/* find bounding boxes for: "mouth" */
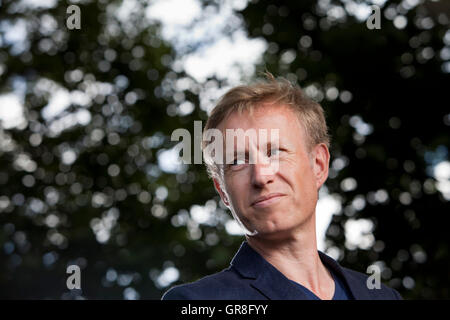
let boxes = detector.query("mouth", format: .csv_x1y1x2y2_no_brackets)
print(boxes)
251,193,286,208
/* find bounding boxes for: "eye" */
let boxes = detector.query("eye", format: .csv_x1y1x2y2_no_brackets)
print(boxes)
232,158,246,165
268,148,281,157
228,154,248,168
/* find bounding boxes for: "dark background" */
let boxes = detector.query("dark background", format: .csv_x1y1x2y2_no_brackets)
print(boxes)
0,0,448,299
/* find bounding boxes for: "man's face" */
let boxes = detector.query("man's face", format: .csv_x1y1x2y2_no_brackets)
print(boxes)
213,104,330,239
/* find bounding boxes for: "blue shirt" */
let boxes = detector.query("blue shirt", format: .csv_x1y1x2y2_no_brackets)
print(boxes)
289,267,354,300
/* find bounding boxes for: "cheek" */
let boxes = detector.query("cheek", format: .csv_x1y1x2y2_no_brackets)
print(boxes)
225,174,248,205
282,161,316,195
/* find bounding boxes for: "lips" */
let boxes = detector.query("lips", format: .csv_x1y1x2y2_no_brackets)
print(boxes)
251,193,286,207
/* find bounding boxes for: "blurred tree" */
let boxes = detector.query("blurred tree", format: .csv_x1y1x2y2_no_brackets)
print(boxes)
0,0,242,299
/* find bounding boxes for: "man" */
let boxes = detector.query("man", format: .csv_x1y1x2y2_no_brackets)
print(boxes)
162,73,403,300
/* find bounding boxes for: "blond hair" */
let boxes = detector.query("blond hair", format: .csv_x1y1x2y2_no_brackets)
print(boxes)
203,72,331,180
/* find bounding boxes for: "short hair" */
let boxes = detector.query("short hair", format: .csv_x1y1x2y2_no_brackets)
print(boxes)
202,72,331,181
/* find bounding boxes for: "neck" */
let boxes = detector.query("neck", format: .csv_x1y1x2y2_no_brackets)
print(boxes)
246,214,335,300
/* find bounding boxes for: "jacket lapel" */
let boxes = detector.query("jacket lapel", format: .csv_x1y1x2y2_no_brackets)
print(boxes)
318,251,373,300
230,241,310,300
230,241,374,300
250,266,311,300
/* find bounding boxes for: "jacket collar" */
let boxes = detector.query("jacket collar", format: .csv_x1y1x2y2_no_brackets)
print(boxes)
230,241,371,300
316,249,372,300
229,241,309,299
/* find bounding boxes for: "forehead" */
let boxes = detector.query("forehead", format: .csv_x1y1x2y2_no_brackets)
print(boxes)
216,104,305,142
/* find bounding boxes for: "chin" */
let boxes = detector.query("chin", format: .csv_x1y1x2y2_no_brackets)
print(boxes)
249,219,295,237
249,227,297,242
251,213,310,239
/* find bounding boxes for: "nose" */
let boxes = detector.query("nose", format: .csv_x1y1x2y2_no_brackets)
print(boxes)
250,158,275,188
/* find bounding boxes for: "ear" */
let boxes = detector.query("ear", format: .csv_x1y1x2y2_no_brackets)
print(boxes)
312,143,330,190
213,178,230,207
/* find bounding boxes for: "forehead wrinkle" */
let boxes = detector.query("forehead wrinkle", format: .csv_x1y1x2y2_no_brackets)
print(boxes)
218,103,308,151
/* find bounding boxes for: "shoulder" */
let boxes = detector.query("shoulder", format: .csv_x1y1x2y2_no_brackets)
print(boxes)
161,267,253,300
340,266,403,300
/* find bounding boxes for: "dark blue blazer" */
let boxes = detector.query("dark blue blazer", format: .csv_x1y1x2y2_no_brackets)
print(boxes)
162,241,403,300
